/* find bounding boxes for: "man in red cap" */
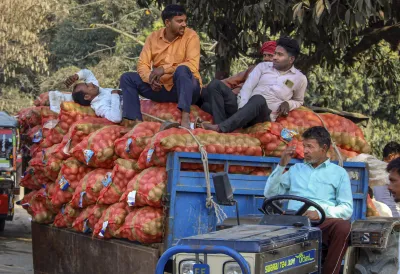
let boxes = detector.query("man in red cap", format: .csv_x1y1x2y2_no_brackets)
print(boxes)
261,41,277,62
199,41,276,114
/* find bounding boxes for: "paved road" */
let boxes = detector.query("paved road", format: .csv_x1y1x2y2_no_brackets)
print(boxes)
0,206,33,274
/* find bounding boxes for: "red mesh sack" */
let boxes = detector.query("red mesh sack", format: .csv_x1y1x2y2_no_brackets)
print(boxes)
27,125,42,143
117,207,164,244
97,159,142,205
87,204,109,230
70,168,112,209
58,101,97,132
120,167,167,208
140,101,213,124
71,125,125,168
40,107,58,125
50,158,93,207
54,117,115,160
20,167,52,190
34,92,50,106
72,205,96,233
27,188,58,223
114,122,161,159
17,107,43,130
53,204,82,228
276,107,370,154
40,123,66,148
138,128,262,169
93,202,129,239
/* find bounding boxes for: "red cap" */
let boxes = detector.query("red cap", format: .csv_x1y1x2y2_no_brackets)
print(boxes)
260,41,277,54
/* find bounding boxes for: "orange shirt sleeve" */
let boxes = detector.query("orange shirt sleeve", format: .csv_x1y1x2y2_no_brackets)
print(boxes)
162,34,201,76
137,35,153,84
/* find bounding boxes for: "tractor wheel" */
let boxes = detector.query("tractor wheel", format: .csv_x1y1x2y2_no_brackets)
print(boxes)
353,231,399,274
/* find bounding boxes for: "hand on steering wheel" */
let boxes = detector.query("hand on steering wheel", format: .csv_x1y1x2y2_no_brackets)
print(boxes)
261,195,326,226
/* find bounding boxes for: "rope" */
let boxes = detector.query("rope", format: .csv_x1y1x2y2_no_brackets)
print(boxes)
313,112,344,167
142,112,227,221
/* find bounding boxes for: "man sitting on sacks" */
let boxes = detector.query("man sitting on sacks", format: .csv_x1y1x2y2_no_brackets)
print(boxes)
119,4,202,129
264,126,353,274
198,40,277,114
196,37,307,133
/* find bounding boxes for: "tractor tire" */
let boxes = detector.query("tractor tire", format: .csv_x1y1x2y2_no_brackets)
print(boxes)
354,231,399,274
0,219,5,231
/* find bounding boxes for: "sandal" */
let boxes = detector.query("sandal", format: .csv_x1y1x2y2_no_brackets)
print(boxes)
195,117,212,129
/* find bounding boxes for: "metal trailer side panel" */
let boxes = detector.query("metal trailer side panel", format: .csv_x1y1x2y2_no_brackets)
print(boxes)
32,222,160,274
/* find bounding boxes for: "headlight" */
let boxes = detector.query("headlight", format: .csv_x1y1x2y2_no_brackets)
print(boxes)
179,259,203,274
224,261,243,274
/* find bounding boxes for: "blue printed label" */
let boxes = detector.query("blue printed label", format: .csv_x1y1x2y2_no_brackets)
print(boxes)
32,129,42,143
83,149,94,164
79,191,86,208
83,219,91,233
264,249,316,274
146,148,154,163
59,176,70,191
102,172,112,187
125,138,132,152
281,128,298,142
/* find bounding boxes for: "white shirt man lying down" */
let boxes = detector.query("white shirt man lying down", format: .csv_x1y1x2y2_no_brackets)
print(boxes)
49,69,122,123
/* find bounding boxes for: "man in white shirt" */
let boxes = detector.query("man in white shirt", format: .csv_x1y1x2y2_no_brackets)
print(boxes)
64,69,122,123
198,37,307,133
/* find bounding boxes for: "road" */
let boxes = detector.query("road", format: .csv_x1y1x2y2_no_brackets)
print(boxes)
0,205,33,274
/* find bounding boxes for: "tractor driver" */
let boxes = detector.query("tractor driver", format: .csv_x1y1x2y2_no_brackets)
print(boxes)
264,126,353,274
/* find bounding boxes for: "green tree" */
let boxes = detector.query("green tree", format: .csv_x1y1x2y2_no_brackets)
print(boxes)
145,0,399,77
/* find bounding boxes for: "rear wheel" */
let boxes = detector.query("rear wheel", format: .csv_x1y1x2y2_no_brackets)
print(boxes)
353,231,399,274
0,219,5,231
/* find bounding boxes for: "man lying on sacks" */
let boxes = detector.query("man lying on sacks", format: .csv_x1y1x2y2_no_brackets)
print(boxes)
196,37,307,133
48,69,123,123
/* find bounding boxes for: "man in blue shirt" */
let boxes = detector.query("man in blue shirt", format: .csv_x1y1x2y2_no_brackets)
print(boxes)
264,126,353,274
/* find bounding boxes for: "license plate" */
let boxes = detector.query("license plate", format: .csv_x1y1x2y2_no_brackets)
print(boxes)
193,263,210,274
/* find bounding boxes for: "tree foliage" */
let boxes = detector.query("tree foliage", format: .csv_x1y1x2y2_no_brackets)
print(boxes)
0,0,66,80
148,0,399,76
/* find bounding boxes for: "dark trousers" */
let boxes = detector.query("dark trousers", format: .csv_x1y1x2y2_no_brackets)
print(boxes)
198,86,211,114
207,79,271,133
318,218,351,274
120,66,201,121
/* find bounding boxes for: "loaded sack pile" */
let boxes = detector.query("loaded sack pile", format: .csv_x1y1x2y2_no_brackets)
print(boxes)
18,93,371,244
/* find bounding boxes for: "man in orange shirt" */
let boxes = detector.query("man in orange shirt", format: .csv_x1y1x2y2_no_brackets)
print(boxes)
120,5,202,128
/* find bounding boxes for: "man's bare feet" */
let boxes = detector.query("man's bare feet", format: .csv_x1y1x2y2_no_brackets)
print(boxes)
202,123,220,132
120,118,141,128
180,111,191,129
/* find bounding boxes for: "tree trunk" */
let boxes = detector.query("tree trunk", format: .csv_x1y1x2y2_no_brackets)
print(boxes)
214,55,231,80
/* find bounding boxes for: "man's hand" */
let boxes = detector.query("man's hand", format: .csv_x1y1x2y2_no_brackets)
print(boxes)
150,80,162,92
232,87,241,95
302,210,320,221
111,90,121,95
65,74,79,88
279,146,296,167
277,101,290,117
149,67,165,84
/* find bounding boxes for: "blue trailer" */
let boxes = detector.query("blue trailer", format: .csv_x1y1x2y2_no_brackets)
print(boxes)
31,152,399,274
157,152,399,274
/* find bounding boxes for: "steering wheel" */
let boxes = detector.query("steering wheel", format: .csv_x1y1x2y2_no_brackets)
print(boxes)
261,195,326,226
